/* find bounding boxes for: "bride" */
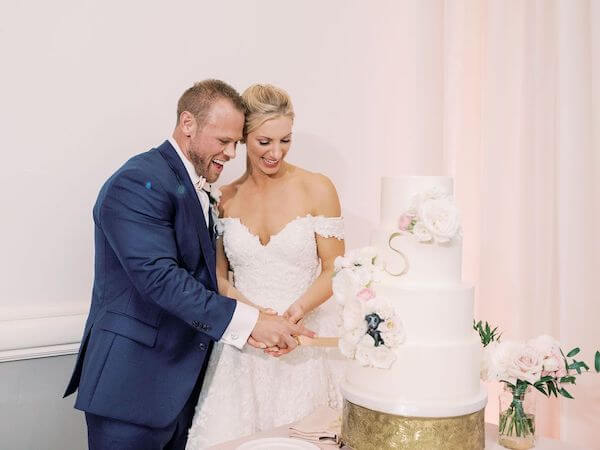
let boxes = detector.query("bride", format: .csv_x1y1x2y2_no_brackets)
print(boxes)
185,84,345,449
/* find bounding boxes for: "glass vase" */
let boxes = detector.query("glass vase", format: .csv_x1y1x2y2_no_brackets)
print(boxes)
498,382,536,450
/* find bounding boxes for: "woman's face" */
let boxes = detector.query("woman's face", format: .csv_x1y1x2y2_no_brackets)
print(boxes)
246,115,293,175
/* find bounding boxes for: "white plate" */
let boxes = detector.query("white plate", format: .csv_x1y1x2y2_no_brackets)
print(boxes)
235,437,320,450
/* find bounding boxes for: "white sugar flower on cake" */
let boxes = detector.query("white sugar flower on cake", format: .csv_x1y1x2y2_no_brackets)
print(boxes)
411,221,433,242
332,269,362,305
355,336,397,369
419,197,460,243
396,187,462,244
341,298,364,330
332,248,383,306
333,252,406,369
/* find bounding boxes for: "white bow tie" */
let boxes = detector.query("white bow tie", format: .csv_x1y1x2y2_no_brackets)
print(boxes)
194,177,209,194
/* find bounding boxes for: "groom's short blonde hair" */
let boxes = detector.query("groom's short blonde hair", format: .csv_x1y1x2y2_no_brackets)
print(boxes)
241,84,295,141
177,79,246,127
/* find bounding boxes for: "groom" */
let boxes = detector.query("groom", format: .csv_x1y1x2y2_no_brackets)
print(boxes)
64,79,314,450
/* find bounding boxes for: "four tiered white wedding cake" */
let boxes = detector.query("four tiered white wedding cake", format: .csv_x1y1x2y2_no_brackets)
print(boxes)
333,176,487,450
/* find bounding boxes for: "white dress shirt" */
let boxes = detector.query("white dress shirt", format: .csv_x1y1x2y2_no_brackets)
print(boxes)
168,137,258,350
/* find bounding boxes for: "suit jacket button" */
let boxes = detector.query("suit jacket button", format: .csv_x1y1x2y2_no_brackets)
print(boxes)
198,343,207,351
192,320,200,328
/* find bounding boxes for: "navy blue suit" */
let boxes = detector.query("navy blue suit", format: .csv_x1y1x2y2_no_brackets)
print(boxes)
64,140,236,448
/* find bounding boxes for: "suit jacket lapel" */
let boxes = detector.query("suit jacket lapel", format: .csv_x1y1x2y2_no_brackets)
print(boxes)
157,140,217,288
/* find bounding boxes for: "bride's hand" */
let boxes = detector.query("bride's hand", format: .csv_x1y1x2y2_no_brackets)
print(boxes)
283,302,304,324
264,339,298,358
264,345,282,357
248,308,278,349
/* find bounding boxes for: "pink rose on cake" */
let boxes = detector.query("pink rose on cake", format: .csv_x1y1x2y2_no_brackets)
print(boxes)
397,213,415,231
356,287,376,302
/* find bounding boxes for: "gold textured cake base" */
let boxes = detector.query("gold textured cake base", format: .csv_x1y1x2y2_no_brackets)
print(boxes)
341,400,485,450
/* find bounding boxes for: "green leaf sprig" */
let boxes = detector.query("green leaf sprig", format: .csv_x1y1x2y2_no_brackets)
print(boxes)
473,320,502,347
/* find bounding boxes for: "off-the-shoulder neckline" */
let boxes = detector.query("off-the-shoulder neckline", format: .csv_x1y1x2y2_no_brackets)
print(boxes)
219,214,342,247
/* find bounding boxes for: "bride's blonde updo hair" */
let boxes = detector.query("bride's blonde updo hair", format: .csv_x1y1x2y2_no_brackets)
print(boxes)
241,84,295,141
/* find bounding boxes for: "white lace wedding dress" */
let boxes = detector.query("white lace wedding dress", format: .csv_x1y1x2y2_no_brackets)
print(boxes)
185,215,345,449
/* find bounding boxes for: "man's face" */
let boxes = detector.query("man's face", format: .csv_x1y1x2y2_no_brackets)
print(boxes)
185,99,244,183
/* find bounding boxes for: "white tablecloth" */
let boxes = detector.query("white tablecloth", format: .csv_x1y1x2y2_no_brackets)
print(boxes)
210,422,587,450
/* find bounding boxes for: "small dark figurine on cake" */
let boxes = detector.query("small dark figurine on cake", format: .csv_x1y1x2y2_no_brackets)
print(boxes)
365,313,385,347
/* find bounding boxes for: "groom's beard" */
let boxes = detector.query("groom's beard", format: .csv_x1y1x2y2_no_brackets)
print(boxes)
189,151,218,183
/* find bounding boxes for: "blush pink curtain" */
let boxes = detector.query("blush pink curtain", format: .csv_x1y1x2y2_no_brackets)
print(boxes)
443,0,600,446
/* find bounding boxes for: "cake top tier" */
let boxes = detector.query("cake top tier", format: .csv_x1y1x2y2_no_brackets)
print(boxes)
380,176,454,227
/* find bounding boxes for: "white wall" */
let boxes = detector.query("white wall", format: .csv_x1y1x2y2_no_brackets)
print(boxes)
0,0,446,359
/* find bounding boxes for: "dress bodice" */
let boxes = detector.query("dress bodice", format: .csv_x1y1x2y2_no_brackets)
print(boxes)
218,214,344,314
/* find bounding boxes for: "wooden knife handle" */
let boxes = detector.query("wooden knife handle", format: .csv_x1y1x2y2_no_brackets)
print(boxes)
296,336,340,347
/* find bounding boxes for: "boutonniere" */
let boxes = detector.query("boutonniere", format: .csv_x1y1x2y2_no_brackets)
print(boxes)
208,186,221,208
208,187,222,234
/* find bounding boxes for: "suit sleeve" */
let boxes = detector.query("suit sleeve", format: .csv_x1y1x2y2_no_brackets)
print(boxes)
98,168,236,341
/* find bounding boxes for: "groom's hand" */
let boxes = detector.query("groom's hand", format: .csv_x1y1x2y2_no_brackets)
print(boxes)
248,311,316,352
247,307,278,349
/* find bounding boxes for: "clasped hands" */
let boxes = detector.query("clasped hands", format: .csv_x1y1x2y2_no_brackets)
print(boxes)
247,303,314,357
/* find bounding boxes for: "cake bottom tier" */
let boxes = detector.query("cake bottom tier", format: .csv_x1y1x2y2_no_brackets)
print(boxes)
341,400,486,450
343,334,486,416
